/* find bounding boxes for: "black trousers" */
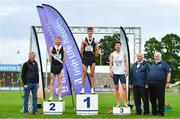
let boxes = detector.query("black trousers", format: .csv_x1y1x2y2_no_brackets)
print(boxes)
133,86,149,114
149,81,166,116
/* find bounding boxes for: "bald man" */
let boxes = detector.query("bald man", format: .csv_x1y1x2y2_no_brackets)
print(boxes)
130,53,149,115
147,52,171,116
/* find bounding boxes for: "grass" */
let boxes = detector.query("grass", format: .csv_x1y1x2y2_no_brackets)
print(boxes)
0,91,180,118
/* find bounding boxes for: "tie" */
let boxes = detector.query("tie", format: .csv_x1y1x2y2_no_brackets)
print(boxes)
137,63,140,69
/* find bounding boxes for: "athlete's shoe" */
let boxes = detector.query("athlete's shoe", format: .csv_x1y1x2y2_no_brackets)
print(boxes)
80,88,84,94
48,96,53,101
91,88,95,94
59,96,63,101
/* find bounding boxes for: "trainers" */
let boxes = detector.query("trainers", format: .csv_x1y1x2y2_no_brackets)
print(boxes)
48,96,53,101
91,89,95,94
59,96,63,101
24,112,29,114
32,112,37,115
80,88,84,94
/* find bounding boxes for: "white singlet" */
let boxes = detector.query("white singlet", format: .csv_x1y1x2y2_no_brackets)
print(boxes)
112,51,126,75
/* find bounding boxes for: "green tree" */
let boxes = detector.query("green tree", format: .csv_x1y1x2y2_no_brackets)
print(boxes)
144,37,162,64
161,34,180,82
99,34,119,65
95,54,100,65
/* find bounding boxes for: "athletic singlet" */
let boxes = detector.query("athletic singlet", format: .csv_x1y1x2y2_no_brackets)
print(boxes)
83,37,96,57
112,51,126,74
51,46,64,65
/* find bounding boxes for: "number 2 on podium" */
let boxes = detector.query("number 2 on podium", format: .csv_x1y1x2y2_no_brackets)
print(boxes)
84,97,90,108
50,103,55,111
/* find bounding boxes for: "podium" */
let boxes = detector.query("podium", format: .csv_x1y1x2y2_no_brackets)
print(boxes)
76,94,98,115
113,106,130,115
43,101,65,114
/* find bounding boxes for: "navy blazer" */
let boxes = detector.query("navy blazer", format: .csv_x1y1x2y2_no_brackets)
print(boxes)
130,60,149,86
147,61,170,81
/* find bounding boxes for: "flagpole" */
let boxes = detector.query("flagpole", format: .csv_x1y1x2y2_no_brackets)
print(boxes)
66,67,75,111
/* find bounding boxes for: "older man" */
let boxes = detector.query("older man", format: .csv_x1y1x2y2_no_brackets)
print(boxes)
148,52,171,116
22,52,39,114
130,53,149,115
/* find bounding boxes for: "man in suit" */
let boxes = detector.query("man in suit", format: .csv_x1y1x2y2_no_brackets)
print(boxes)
130,53,149,115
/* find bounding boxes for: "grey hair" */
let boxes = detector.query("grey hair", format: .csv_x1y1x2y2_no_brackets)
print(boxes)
154,52,161,57
29,51,36,55
137,53,144,57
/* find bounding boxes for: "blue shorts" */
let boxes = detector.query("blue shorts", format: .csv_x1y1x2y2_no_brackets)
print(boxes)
113,74,126,85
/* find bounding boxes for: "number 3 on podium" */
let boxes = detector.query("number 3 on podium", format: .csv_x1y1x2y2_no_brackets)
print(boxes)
120,107,124,113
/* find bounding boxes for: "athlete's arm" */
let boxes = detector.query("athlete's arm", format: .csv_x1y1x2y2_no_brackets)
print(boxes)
166,72,171,83
63,47,66,64
80,40,84,57
49,47,53,64
124,53,128,77
95,40,99,57
109,53,113,77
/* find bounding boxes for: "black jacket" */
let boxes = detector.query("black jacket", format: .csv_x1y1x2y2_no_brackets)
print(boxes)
21,60,39,85
130,60,149,86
